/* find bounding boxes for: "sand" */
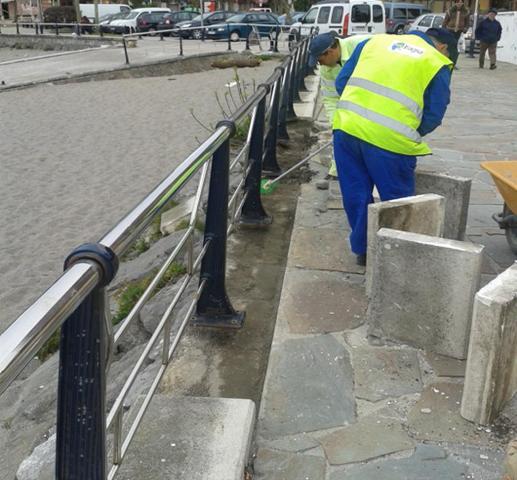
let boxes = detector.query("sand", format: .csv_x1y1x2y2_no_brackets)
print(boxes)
0,60,279,332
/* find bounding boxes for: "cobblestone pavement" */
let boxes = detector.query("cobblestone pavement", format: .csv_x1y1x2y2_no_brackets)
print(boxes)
0,58,280,332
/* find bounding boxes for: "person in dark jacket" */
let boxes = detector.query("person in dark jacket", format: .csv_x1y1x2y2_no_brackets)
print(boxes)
475,8,502,69
443,0,470,66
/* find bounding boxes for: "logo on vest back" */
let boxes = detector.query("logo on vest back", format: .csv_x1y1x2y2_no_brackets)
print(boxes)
389,42,425,58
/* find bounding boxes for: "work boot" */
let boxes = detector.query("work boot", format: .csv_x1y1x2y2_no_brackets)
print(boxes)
356,254,367,266
490,64,497,70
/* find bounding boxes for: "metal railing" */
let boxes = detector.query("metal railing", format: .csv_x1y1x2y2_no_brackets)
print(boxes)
0,34,312,479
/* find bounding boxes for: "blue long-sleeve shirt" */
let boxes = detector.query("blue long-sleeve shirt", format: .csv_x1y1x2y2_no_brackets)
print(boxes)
335,31,451,137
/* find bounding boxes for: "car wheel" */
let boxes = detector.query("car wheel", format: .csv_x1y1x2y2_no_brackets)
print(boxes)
192,29,202,39
148,27,157,36
230,31,240,42
395,25,404,34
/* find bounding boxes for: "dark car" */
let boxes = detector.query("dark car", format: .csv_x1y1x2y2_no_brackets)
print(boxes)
136,11,170,34
207,12,279,41
156,11,197,35
176,10,235,39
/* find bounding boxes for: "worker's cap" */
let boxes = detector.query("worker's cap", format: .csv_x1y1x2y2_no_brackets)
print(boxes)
308,32,338,67
488,7,498,13
426,28,457,53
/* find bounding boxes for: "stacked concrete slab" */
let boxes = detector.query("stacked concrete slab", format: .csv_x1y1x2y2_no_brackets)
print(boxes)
368,228,484,359
461,263,517,425
415,170,472,240
366,194,446,295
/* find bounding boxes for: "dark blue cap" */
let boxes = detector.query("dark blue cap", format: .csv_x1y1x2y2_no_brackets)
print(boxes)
425,28,457,54
308,32,337,67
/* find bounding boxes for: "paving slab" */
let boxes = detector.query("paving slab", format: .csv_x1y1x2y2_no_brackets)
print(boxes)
461,264,517,425
366,194,446,294
352,347,422,401
266,434,320,453
288,225,364,274
116,395,255,480
319,416,415,465
425,351,466,378
368,228,484,359
259,335,356,438
279,268,365,334
415,170,471,240
408,382,494,445
329,444,468,480
254,448,326,480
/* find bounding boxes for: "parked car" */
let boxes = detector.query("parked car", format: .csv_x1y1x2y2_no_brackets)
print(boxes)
176,10,235,39
107,7,171,34
406,12,444,32
99,12,128,32
80,3,130,22
207,12,280,41
384,2,429,34
290,0,386,38
156,11,198,35
136,11,170,34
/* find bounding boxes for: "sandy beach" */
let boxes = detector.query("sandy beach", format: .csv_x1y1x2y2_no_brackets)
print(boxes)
0,59,279,332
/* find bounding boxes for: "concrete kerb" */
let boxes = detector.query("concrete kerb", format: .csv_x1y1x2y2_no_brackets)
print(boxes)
365,193,446,296
368,228,484,359
461,263,517,425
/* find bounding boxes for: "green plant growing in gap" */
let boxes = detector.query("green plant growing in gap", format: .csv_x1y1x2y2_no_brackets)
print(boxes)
174,218,205,232
112,261,187,326
235,115,251,141
37,328,61,361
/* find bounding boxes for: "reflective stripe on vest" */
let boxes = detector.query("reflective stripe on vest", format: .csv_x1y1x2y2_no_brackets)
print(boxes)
320,78,336,88
346,77,423,119
322,90,339,98
336,100,422,143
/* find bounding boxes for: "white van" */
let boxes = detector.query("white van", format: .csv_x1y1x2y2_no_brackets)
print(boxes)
108,7,171,33
291,0,386,37
79,3,131,22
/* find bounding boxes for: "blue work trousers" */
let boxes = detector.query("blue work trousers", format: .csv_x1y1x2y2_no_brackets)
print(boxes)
333,130,417,255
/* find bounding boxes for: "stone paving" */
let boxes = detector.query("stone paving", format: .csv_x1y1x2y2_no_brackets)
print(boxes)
253,56,517,479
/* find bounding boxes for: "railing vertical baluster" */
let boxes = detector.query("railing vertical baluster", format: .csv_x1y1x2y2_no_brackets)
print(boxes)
179,34,184,56
227,24,231,51
292,45,302,102
274,25,280,53
193,124,244,328
16,22,20,35
287,51,298,121
298,40,309,92
56,244,118,480
122,36,129,64
55,22,59,36
240,94,272,224
278,60,290,141
263,73,282,175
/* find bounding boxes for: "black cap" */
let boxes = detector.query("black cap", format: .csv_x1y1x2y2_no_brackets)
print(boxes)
488,7,497,13
426,27,457,55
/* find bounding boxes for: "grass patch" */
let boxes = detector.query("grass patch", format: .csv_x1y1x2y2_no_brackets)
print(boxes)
37,328,61,361
175,218,205,233
112,262,187,326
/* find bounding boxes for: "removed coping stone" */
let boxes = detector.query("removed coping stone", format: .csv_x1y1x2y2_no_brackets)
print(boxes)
160,196,196,235
461,264,517,425
368,228,484,359
415,170,471,241
366,194,445,295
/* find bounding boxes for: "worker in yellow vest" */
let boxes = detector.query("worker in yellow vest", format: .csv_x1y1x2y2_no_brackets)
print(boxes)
308,32,372,178
332,28,454,266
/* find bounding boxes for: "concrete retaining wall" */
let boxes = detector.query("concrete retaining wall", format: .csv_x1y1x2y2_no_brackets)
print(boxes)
461,264,517,425
368,228,484,359
0,33,120,51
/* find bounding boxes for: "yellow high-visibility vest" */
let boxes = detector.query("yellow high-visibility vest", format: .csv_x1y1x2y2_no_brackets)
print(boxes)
333,34,452,156
319,35,371,124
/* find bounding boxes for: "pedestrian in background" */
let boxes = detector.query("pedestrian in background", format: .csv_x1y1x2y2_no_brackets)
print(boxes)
476,8,502,69
332,29,454,266
443,0,470,67
307,32,372,179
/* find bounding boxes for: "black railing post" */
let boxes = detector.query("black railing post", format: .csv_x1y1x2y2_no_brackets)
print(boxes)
122,37,129,64
179,34,184,56
293,46,303,101
56,243,118,480
160,31,164,41
298,41,308,92
240,93,273,224
245,32,250,50
193,122,245,329
55,22,59,35
274,25,280,53
287,51,298,121
278,61,290,141
16,22,20,35
40,22,44,34
227,24,231,51
263,73,283,174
